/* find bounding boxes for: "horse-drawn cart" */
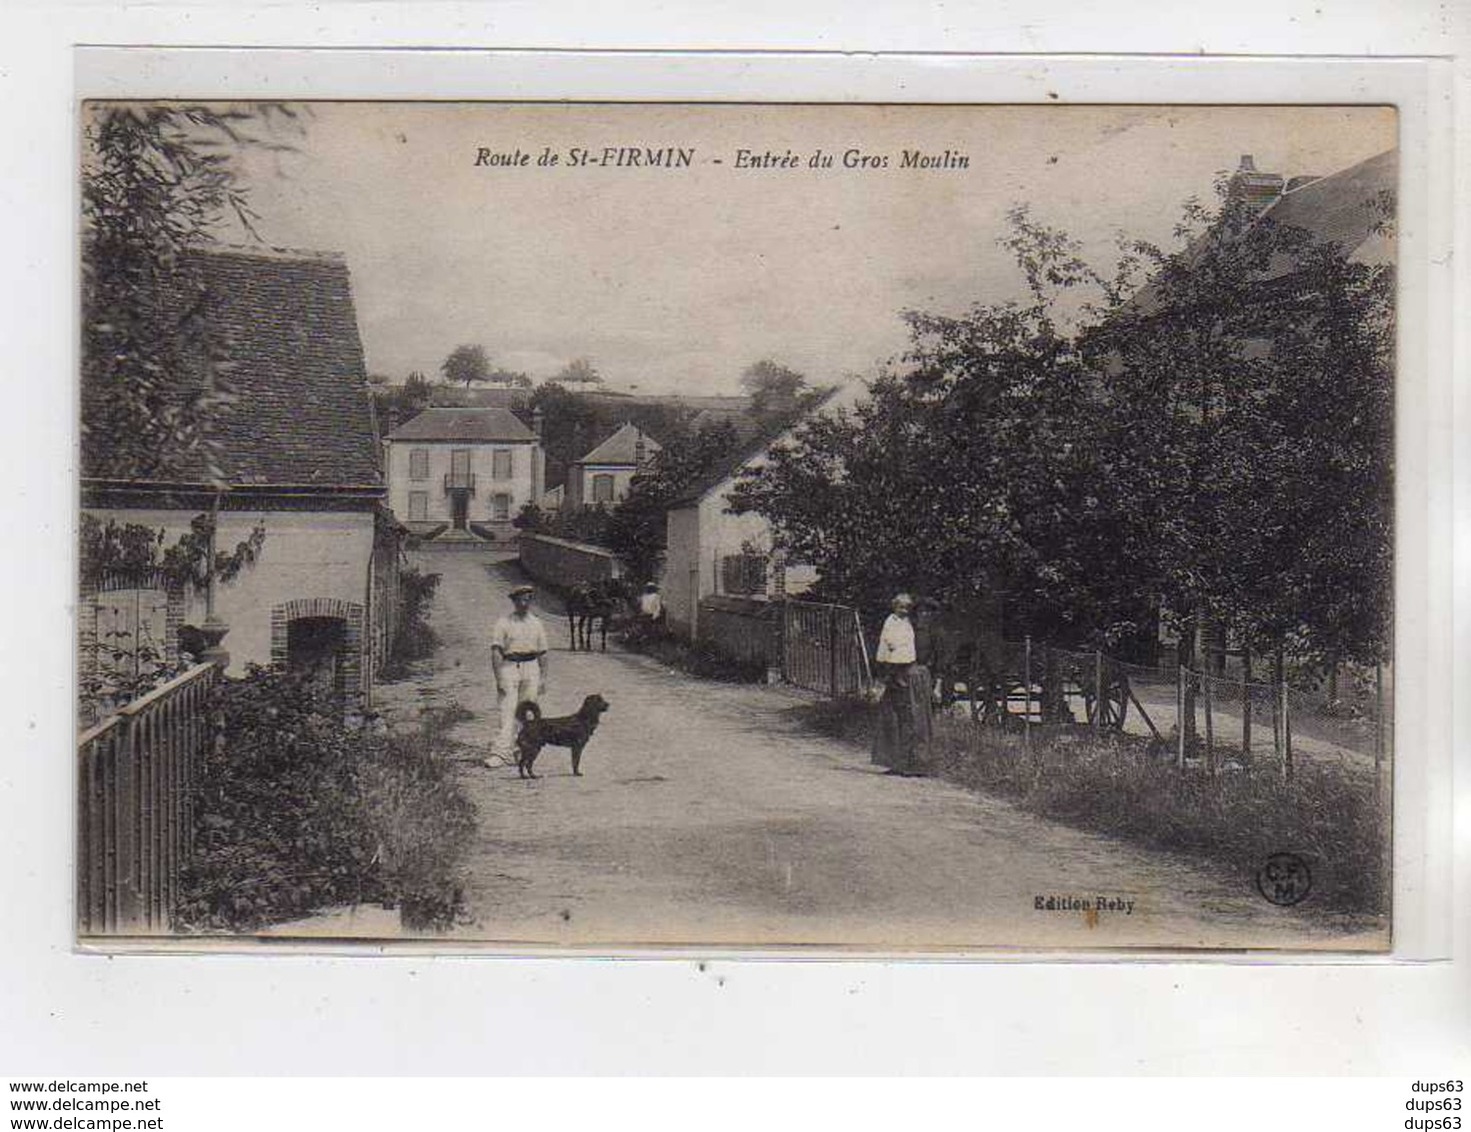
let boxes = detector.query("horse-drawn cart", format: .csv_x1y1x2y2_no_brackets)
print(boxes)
947,632,1130,730
927,598,1132,732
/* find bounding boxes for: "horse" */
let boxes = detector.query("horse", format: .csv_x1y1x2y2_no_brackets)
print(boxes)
566,578,629,652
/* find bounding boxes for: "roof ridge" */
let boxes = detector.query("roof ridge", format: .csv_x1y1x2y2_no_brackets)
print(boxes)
190,242,347,265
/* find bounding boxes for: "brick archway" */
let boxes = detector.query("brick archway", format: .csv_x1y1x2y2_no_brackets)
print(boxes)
271,597,366,705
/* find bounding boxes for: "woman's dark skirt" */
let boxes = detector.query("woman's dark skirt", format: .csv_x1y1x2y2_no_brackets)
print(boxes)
871,663,934,775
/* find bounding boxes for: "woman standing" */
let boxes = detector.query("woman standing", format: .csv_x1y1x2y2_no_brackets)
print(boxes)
871,592,932,776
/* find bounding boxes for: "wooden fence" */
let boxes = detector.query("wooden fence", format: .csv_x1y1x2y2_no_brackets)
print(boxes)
781,599,871,697
76,662,220,935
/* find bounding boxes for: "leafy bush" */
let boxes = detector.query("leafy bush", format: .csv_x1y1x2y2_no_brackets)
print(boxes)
540,504,616,547
382,566,441,678
177,668,476,932
361,701,477,932
78,620,182,728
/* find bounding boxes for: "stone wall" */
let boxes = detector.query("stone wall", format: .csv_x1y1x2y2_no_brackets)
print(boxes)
519,533,625,589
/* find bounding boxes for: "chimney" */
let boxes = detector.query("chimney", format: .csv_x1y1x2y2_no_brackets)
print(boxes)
532,407,544,437
634,432,647,469
1228,154,1286,214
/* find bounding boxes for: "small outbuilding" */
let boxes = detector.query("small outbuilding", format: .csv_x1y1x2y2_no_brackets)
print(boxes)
563,423,661,509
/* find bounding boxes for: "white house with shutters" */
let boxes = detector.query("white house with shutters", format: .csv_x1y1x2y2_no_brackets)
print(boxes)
384,408,546,544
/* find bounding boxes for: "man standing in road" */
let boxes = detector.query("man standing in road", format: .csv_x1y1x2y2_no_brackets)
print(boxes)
487,583,550,765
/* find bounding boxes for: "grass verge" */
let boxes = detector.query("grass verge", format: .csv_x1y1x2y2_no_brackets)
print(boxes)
793,696,1388,917
620,630,769,684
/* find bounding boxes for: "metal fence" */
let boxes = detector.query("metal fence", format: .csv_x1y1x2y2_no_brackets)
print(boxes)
76,662,220,935
781,599,871,696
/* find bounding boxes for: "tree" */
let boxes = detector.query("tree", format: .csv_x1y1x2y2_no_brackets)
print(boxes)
441,344,491,389
740,359,811,426
81,103,299,480
605,420,743,583
487,367,533,389
553,357,604,385
733,185,1394,669
403,369,434,402
732,313,1125,637
528,381,605,488
370,370,436,437
529,381,702,494
1082,187,1395,668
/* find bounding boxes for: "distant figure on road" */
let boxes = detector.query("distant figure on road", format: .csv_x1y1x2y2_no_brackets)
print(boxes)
871,591,932,776
488,583,549,764
636,581,665,633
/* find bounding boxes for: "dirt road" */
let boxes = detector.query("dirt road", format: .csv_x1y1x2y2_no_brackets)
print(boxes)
374,548,1382,951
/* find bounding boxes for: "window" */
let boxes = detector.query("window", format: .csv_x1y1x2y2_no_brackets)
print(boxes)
449,448,471,488
408,491,429,521
721,552,769,596
492,493,512,521
492,449,514,480
409,448,429,481
591,473,616,503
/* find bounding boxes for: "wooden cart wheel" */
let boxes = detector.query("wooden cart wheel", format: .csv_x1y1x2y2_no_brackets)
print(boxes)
968,659,1006,726
1084,671,1130,730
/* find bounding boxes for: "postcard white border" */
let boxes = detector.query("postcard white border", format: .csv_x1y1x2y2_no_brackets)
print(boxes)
71,48,1450,964
2,13,1464,1077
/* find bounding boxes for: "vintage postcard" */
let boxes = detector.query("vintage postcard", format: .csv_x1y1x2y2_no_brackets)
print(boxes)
76,101,1396,951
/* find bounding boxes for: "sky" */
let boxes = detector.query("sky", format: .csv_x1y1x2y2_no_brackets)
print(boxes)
216,102,1395,395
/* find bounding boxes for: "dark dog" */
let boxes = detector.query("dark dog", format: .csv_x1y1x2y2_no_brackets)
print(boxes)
514,695,610,779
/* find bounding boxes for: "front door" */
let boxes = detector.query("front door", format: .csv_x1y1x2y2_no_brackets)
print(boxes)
451,490,468,529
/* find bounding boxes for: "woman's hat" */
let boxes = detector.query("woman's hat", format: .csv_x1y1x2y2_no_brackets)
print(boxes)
509,584,535,597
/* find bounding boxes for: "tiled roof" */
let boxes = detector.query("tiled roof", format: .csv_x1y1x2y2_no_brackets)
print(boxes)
166,246,381,486
666,435,780,509
387,407,535,442
668,385,850,508
1128,149,1395,316
1257,148,1396,270
577,423,662,466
